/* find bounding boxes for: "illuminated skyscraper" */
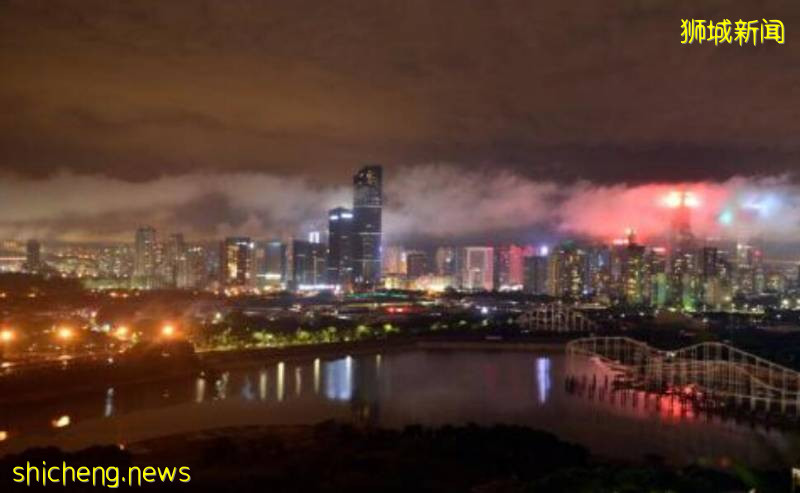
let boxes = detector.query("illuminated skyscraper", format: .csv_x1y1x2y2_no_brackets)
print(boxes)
461,247,494,291
327,207,354,286
549,243,588,298
220,237,254,286
352,165,382,288
494,245,525,290
621,243,647,305
258,240,286,286
292,239,327,287
133,226,157,289
435,247,457,277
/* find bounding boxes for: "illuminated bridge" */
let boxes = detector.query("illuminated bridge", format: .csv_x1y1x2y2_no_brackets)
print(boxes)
567,337,800,414
517,303,597,332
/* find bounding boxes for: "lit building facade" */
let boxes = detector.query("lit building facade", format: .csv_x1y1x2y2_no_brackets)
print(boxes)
352,165,382,288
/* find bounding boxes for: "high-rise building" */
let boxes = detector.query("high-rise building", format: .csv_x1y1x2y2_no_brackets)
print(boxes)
523,255,548,295
621,243,647,305
220,237,254,287
327,207,354,286
461,247,494,291
548,244,589,298
163,233,187,288
494,245,525,290
25,239,41,273
405,250,429,279
292,240,327,287
352,165,382,288
184,245,209,288
435,247,457,277
258,240,286,286
133,226,158,289
382,245,406,276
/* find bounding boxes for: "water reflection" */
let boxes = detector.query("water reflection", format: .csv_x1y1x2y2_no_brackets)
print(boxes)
313,358,320,394
0,351,792,468
259,370,268,401
104,388,115,418
324,356,354,401
536,358,551,404
215,372,229,400
276,362,285,402
241,376,255,401
195,377,205,403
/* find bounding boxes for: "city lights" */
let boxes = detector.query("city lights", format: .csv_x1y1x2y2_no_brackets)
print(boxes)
51,415,71,429
0,328,14,343
161,324,176,338
57,327,74,341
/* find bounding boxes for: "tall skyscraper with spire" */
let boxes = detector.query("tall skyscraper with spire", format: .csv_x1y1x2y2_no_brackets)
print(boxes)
352,165,383,288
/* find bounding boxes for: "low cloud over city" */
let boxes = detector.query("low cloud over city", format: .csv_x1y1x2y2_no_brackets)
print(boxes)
1,165,798,245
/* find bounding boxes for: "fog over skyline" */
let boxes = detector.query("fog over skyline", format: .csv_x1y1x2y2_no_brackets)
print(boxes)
1,165,798,252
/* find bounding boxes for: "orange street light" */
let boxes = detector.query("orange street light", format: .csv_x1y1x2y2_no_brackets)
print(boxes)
57,327,74,341
0,329,13,343
161,324,176,338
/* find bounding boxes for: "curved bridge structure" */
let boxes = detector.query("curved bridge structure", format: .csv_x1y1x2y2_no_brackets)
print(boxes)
567,336,800,414
517,304,597,332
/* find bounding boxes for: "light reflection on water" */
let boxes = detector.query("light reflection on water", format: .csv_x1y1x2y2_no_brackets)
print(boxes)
536,357,550,404
324,356,354,401
0,351,795,467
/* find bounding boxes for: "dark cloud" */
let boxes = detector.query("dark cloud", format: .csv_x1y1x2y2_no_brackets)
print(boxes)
1,0,800,184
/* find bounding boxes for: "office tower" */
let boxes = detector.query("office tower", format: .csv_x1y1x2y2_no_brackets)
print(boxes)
435,247,457,277
494,245,525,290
462,247,494,291
292,240,327,287
328,207,354,286
133,226,158,289
352,165,382,288
523,254,548,295
220,237,254,287
405,250,429,279
257,240,286,286
25,239,41,273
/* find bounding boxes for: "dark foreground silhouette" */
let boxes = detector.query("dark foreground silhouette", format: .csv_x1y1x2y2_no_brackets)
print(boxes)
1,422,787,492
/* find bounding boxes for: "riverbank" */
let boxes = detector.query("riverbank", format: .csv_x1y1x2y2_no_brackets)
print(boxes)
198,336,566,369
2,422,783,492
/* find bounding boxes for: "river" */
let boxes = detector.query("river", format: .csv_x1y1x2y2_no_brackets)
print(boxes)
0,348,796,467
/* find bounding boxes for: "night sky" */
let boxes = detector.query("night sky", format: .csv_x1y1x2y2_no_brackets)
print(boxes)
2,0,800,243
